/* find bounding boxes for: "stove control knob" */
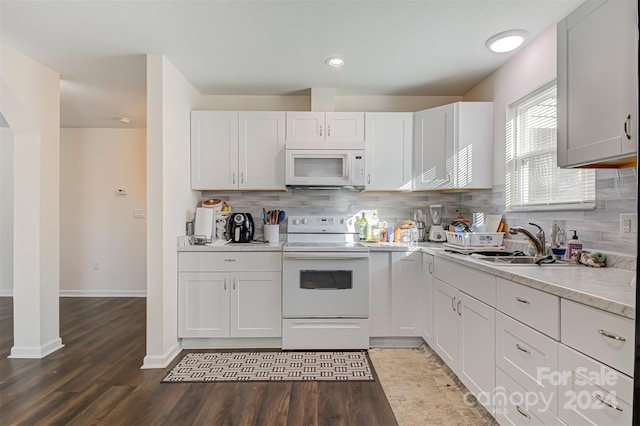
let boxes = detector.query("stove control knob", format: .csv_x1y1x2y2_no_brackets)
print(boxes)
293,218,300,225
302,218,309,225
340,218,345,224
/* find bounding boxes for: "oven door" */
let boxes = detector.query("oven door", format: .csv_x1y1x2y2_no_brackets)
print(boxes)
282,251,369,318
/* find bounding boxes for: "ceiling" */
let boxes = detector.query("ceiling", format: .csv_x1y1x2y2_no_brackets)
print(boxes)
1,0,583,129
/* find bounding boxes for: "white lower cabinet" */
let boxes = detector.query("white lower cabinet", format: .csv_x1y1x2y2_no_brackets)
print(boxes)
495,368,565,426
178,252,282,339
433,277,495,414
422,253,434,345
558,344,633,425
369,251,422,338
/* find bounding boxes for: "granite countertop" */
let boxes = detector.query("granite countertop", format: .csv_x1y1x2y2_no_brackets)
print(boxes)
178,238,284,252
427,248,636,320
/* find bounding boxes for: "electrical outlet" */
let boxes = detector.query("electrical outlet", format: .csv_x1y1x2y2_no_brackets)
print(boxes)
620,214,637,235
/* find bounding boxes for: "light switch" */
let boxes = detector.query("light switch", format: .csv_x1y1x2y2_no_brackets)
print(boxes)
133,209,146,219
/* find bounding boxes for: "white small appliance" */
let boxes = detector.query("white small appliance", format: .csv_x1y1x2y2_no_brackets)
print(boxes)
428,204,446,242
285,149,366,189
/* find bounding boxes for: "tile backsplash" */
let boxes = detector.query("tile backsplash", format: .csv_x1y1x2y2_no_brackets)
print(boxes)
202,168,637,254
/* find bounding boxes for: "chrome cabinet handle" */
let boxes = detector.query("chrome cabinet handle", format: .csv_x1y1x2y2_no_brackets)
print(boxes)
367,174,371,184
224,258,236,262
516,297,530,305
428,263,433,275
240,172,244,184
328,125,331,137
516,344,531,354
624,114,631,140
452,296,456,311
223,278,227,290
595,393,623,412
457,300,462,316
516,405,531,419
319,125,323,137
232,173,236,184
598,329,626,342
233,278,236,290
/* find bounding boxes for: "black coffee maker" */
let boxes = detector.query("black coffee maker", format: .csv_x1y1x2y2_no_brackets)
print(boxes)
226,213,254,243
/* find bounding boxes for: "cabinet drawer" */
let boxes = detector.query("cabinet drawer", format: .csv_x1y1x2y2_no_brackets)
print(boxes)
561,299,634,376
558,344,633,426
179,252,282,272
495,368,564,426
497,278,560,339
496,312,559,414
434,258,496,307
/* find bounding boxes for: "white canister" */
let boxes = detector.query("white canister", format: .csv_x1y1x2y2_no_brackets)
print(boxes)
264,224,280,246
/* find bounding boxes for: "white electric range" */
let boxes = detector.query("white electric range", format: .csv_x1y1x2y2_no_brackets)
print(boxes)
282,215,370,350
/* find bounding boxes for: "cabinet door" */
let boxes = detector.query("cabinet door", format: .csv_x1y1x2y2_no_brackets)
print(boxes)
558,0,638,167
390,251,422,336
455,102,493,189
433,278,458,371
239,112,286,190
325,112,365,147
457,292,495,414
230,271,282,338
369,252,392,337
364,113,413,191
190,111,239,190
412,105,454,190
422,254,434,346
178,272,230,338
285,112,324,146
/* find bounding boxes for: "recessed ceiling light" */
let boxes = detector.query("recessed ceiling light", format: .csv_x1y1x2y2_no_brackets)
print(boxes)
118,116,131,124
485,29,528,53
325,57,346,68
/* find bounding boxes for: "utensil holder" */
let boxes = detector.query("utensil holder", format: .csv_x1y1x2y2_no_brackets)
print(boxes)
264,224,280,246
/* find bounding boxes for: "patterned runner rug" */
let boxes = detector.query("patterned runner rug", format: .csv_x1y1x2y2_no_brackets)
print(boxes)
162,351,374,382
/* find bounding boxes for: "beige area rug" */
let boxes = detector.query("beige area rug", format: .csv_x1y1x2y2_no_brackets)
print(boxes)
162,351,373,382
368,345,497,426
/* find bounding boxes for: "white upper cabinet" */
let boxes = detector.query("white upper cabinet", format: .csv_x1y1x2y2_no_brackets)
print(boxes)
238,112,286,190
285,112,365,149
191,111,239,190
191,111,285,190
412,102,493,190
364,112,413,191
557,0,638,168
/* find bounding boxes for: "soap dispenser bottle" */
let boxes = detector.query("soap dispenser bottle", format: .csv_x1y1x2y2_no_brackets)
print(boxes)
566,230,582,260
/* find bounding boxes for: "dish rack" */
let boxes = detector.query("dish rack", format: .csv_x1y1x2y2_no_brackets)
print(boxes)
445,231,505,248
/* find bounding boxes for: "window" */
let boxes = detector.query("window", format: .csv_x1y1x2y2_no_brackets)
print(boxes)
506,82,595,211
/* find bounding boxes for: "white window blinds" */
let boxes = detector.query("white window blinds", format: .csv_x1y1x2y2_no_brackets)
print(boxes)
506,82,595,211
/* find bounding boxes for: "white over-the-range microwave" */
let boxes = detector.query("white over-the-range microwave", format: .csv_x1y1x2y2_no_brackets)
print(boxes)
285,149,366,189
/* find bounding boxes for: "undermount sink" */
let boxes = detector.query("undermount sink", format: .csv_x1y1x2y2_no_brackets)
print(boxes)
476,256,575,266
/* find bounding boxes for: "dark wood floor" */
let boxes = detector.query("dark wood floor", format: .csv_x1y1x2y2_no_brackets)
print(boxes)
0,297,397,426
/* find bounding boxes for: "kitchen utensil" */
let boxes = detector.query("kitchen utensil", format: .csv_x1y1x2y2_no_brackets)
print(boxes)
484,215,503,233
278,210,286,224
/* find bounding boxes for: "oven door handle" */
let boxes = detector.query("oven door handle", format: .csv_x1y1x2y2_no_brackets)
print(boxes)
283,252,369,260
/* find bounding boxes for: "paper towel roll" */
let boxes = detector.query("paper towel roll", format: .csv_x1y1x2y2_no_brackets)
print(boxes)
194,207,214,241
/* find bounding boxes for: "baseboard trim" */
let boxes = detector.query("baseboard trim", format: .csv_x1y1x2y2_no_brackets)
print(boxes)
141,342,182,369
181,337,282,349
59,290,147,298
9,337,64,359
369,336,424,348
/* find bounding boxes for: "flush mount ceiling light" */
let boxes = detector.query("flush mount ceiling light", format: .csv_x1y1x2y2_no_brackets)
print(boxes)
485,29,528,53
118,116,131,124
325,57,346,68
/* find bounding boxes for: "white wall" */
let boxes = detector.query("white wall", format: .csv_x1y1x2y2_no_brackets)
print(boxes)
60,128,146,296
0,43,62,357
464,26,557,185
144,55,200,368
0,126,13,296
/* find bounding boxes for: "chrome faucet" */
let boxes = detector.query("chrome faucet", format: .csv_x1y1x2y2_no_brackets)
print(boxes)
509,223,546,258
